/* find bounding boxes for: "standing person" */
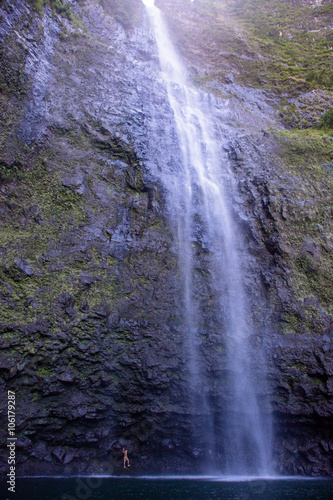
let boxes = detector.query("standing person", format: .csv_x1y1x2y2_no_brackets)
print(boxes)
122,448,130,469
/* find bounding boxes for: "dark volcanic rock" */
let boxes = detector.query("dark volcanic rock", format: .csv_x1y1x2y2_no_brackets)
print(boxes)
0,0,332,477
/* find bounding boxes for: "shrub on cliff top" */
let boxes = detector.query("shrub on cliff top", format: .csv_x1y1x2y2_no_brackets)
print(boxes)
317,109,333,130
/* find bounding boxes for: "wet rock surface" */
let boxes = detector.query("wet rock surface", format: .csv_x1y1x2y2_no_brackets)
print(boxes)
0,0,332,476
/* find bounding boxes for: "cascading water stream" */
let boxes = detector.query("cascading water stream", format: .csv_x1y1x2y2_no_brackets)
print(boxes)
142,0,272,475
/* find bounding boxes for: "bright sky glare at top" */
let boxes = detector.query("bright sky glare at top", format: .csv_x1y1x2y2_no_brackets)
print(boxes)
142,0,194,5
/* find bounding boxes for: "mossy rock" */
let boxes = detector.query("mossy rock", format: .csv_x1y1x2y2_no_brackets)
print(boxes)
99,0,143,28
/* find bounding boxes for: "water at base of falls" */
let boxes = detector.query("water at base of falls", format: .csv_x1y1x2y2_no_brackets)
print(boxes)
143,1,272,475
3,477,333,500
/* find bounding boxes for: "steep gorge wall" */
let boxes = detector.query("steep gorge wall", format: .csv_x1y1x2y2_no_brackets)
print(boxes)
0,0,332,475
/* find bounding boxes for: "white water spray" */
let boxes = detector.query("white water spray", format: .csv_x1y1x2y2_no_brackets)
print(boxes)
143,0,272,474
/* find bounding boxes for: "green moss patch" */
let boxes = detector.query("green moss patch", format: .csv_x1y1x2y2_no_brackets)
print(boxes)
274,129,333,322
28,0,75,19
160,0,333,96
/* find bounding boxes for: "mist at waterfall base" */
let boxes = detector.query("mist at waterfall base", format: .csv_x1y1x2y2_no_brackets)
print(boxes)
1,477,333,500
142,0,272,475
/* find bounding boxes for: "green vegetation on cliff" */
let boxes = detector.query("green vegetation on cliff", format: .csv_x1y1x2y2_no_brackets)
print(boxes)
276,129,333,329
29,0,75,18
318,109,333,130
226,0,333,91
160,0,333,94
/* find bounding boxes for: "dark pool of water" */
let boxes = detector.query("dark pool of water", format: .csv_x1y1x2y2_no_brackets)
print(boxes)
1,476,332,500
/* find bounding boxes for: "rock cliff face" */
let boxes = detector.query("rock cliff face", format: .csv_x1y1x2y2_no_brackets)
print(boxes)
0,0,332,476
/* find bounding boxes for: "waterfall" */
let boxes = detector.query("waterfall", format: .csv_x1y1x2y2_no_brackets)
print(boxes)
142,0,272,475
